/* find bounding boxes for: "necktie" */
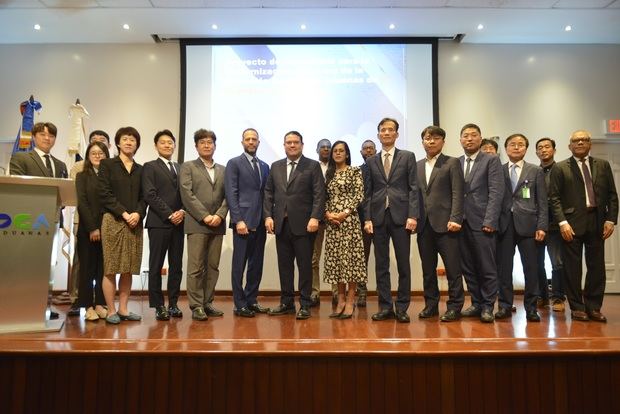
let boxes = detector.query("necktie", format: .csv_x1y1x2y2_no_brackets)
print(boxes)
580,158,597,207
464,157,472,179
384,153,391,178
510,164,518,191
168,161,177,178
288,161,296,184
44,154,53,177
252,157,260,181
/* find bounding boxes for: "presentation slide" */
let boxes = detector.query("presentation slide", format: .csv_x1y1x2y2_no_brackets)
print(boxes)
183,41,435,166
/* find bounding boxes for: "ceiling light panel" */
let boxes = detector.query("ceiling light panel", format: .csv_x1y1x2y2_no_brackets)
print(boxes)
261,0,338,7
150,0,205,7
95,0,153,7
40,0,99,7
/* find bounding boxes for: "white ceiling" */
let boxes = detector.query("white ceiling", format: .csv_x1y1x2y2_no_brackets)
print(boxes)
0,0,619,44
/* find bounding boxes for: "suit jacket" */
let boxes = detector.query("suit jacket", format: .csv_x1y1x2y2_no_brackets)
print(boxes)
179,158,228,235
225,153,269,230
357,162,371,223
549,156,618,236
498,161,548,236
98,157,147,219
9,150,67,178
75,170,103,233
263,155,325,236
364,148,419,226
459,151,504,231
417,154,464,234
142,158,183,229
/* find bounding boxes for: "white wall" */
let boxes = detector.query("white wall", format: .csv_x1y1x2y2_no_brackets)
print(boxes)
1,42,618,295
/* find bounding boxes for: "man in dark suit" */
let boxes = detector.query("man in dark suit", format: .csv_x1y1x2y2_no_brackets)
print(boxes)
179,129,228,321
142,130,185,321
535,137,566,312
311,138,331,306
263,131,325,320
225,128,270,318
458,123,504,323
496,134,548,322
549,129,618,322
416,126,465,322
10,121,68,320
356,139,376,307
364,117,419,323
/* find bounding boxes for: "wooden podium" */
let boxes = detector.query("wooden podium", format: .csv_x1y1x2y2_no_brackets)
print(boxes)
0,175,76,334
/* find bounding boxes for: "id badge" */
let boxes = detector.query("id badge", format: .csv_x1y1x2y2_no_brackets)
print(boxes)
522,186,530,199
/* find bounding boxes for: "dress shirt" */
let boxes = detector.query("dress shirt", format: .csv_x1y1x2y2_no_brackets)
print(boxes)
159,156,175,175
201,158,216,182
319,161,328,180
425,153,440,184
573,155,594,207
508,159,525,183
33,147,55,177
287,157,301,182
463,150,480,176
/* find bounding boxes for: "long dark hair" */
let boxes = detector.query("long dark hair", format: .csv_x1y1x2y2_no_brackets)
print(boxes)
82,141,110,175
325,140,351,185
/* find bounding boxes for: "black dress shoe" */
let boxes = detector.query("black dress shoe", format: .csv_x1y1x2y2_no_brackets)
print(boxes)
372,309,395,321
310,296,320,307
418,307,439,319
234,307,255,318
296,307,311,320
168,305,183,318
461,305,481,317
248,303,270,314
440,309,461,322
204,304,224,317
526,310,541,322
494,307,512,319
49,310,59,320
480,309,495,323
329,308,344,318
395,310,410,323
268,303,296,316
155,306,170,321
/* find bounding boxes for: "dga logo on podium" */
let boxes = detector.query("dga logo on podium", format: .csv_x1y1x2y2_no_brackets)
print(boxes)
0,212,51,236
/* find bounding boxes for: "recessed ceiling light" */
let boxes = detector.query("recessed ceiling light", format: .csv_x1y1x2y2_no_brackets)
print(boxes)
565,25,572,32
211,24,218,30
389,23,396,30
34,24,41,31
528,56,535,63
477,24,484,30
123,23,130,30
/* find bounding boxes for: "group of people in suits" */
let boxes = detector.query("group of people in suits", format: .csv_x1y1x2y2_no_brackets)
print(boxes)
8,119,618,325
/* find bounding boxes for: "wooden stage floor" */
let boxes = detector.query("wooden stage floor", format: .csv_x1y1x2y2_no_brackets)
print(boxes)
2,294,619,355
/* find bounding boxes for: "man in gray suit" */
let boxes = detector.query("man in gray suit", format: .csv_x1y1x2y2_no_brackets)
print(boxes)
264,131,325,320
10,121,68,321
179,129,228,321
416,126,465,322
458,123,504,323
364,117,419,323
496,134,548,322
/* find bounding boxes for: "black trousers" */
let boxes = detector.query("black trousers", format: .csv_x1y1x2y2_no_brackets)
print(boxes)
147,226,184,308
275,218,315,308
76,225,105,307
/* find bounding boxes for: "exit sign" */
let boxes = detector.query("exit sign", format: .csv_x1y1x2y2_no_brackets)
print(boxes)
606,119,620,135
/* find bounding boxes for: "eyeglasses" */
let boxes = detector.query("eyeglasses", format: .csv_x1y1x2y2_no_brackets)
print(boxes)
570,137,591,144
507,143,527,149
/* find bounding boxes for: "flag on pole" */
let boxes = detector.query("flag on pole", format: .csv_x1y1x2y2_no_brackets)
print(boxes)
12,95,42,154
66,99,89,168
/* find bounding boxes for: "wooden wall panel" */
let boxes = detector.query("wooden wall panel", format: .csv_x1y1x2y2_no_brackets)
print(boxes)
1,354,619,414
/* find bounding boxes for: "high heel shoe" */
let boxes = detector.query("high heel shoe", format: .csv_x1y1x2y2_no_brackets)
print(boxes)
329,307,345,318
339,304,356,319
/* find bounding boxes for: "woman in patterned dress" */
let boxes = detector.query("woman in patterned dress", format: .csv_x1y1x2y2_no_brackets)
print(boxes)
323,141,367,319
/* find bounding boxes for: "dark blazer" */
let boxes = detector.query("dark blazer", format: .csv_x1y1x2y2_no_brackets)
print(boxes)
75,170,103,233
98,157,146,219
459,151,504,230
549,156,618,235
499,161,548,236
364,149,419,226
417,154,464,234
179,158,228,235
9,150,67,178
142,158,183,229
225,154,270,230
263,155,325,236
357,162,371,223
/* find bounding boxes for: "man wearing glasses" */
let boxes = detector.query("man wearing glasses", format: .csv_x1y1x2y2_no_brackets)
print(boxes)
549,130,618,322
496,134,548,322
